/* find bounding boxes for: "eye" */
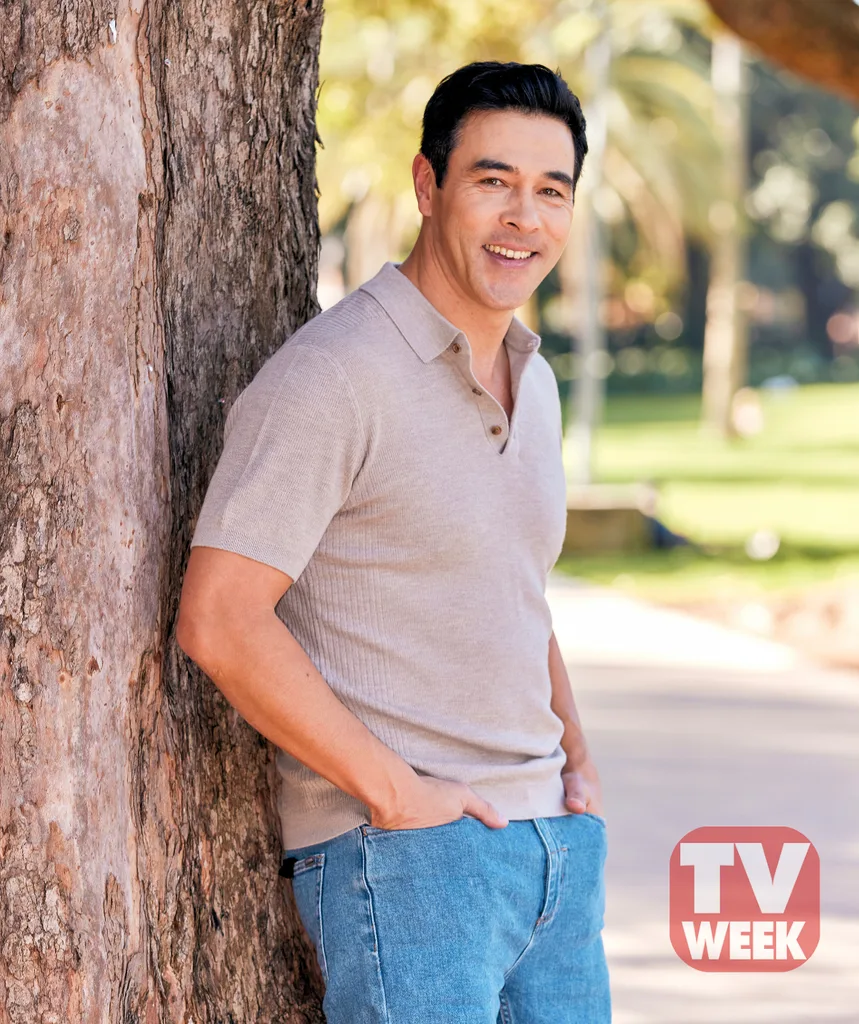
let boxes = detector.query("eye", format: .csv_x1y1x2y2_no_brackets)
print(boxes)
481,177,504,186
541,187,563,197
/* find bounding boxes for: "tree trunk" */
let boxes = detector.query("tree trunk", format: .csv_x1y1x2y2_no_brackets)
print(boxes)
567,0,611,487
0,1,326,1020
701,33,749,438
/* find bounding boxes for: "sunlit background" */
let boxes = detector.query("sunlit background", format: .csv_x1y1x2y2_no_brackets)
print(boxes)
315,0,859,674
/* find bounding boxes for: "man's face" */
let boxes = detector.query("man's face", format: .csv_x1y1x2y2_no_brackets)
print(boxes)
417,108,577,312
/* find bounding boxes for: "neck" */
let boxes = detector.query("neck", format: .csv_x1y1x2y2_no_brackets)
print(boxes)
396,238,514,369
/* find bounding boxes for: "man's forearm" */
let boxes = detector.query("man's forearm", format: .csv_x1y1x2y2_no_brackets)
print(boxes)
548,628,590,770
180,609,418,816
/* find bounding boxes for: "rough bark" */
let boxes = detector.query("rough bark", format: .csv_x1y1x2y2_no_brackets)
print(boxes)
0,0,326,1021
705,0,859,104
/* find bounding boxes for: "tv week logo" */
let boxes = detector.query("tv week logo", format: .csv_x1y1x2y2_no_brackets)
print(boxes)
670,827,820,972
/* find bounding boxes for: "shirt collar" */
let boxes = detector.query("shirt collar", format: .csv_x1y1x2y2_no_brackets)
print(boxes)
359,261,542,363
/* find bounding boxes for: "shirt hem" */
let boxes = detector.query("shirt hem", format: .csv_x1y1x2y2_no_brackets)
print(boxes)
278,772,572,850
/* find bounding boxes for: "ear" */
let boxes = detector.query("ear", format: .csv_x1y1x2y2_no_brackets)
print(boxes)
412,153,436,218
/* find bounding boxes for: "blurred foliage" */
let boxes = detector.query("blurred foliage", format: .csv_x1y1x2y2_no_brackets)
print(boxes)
318,0,723,289
546,55,859,395
318,0,859,394
742,61,859,374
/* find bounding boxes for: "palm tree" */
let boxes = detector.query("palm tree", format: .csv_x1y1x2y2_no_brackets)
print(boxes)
550,0,724,478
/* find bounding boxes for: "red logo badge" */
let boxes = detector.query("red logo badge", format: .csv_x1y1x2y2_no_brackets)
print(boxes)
670,826,819,971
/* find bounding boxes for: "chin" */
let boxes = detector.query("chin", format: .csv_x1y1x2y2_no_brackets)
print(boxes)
477,281,534,312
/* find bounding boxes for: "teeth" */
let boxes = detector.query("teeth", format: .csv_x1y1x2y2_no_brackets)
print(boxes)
485,244,533,260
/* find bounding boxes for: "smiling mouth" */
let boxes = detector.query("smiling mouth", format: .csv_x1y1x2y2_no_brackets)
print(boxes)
483,243,537,261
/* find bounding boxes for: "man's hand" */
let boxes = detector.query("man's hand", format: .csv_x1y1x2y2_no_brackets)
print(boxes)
561,757,604,818
369,775,509,832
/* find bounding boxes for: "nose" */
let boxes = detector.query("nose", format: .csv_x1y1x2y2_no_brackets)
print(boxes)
503,187,541,236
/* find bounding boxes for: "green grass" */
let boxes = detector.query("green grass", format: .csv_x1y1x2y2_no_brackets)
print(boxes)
557,383,859,600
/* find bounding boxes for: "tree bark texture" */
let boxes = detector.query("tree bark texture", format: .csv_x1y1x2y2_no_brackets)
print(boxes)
706,0,859,104
0,1,326,1020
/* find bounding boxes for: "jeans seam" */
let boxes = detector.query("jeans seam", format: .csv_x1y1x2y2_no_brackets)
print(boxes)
290,854,329,986
502,917,539,985
503,821,554,983
533,818,561,927
498,987,515,1024
360,828,391,1023
317,854,330,985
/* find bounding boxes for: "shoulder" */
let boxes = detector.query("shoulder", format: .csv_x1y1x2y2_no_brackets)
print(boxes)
528,351,561,399
520,351,562,440
225,289,394,432
259,288,393,384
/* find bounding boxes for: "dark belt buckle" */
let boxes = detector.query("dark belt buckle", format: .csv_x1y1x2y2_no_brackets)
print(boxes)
279,856,297,879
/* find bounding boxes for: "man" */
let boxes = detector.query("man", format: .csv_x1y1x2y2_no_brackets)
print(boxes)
177,61,610,1023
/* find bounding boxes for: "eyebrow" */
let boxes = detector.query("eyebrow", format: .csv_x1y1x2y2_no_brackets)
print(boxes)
467,158,574,193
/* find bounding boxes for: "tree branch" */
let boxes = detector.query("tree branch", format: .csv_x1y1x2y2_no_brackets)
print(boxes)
705,0,859,103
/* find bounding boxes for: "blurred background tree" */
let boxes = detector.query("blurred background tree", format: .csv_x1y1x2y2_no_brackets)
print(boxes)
316,0,859,414
317,0,726,467
706,0,859,105
315,0,859,660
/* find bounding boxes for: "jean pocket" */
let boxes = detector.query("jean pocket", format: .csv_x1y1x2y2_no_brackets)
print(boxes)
582,811,607,828
290,852,329,985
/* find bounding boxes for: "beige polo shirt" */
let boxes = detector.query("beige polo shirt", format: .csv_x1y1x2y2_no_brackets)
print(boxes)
191,261,572,848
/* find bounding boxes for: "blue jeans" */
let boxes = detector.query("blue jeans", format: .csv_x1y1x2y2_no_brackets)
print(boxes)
282,812,611,1023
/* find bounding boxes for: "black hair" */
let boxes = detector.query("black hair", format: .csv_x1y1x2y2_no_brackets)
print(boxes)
421,61,588,195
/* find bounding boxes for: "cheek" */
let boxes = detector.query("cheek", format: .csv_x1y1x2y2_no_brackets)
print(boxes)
454,191,507,234
449,218,490,260
544,207,574,243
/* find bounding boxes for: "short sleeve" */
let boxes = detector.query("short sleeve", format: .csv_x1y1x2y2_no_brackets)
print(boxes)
556,389,564,454
545,358,564,454
190,342,365,582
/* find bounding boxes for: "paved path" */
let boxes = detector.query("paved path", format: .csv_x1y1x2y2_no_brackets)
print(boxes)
545,573,859,1024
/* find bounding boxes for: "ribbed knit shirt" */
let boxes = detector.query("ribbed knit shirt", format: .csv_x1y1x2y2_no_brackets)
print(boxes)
190,261,572,848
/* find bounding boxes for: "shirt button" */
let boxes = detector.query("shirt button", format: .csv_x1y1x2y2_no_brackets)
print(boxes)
472,387,482,395
451,342,462,353
490,425,503,435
